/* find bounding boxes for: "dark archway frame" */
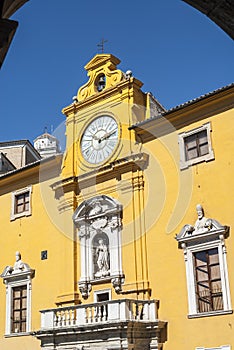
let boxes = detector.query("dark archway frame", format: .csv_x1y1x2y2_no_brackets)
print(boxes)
182,0,234,40
0,0,233,70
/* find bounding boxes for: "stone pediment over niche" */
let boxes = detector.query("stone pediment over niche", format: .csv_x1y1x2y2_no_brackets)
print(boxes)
73,195,122,224
176,204,229,246
77,54,124,102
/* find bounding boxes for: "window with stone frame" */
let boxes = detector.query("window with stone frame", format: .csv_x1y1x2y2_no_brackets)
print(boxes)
0,252,35,335
11,186,32,220
15,191,30,214
193,248,223,313
11,285,27,333
178,122,214,170
176,204,232,317
93,289,111,321
184,129,209,161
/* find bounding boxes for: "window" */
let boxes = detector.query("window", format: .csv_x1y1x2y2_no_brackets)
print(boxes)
180,243,231,317
94,289,111,303
15,192,30,214
11,285,27,333
176,205,232,317
194,248,224,313
1,252,35,335
94,290,111,321
11,186,32,220
178,122,214,169
5,281,32,335
184,129,209,161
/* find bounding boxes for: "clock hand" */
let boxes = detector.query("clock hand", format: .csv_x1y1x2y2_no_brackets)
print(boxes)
100,129,117,141
92,134,101,141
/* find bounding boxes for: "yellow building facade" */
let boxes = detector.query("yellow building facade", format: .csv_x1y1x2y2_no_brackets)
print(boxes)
0,54,233,350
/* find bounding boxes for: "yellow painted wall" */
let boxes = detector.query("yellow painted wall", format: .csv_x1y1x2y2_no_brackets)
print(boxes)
143,107,234,349
0,159,77,349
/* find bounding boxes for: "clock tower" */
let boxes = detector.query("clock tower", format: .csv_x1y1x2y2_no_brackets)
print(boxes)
61,53,151,178
58,53,165,300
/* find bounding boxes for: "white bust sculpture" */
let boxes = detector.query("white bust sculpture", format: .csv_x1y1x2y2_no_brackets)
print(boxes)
1,252,34,281
13,251,25,272
194,204,212,232
176,204,225,241
2,251,28,275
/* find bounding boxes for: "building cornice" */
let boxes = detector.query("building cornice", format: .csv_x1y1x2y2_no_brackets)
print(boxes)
0,154,63,188
51,152,148,196
129,83,234,142
62,77,143,116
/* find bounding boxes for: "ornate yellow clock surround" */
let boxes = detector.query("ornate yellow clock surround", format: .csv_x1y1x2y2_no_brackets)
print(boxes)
77,54,123,102
62,53,146,178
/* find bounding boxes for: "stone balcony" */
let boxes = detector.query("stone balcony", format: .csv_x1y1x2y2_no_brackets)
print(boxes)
36,299,167,350
41,299,158,328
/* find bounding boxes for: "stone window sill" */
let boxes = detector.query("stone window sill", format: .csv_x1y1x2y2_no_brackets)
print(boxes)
188,309,233,319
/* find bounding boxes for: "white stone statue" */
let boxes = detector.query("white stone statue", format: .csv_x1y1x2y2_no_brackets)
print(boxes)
177,204,224,240
194,204,212,232
95,239,109,278
13,251,26,272
1,251,29,276
89,201,103,217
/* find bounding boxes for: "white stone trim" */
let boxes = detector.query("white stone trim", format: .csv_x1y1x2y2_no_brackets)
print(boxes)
10,185,32,221
94,288,112,302
5,278,32,335
1,254,35,336
178,122,214,170
183,239,232,317
196,346,231,350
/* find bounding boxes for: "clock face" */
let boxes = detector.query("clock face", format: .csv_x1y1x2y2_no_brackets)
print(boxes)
81,116,119,164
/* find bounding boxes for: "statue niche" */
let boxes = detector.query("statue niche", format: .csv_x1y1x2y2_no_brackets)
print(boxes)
93,234,110,278
73,195,125,299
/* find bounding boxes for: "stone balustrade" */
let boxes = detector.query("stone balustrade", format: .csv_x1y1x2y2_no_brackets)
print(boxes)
40,299,158,329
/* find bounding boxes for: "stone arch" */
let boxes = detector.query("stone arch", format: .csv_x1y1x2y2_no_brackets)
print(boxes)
182,0,234,39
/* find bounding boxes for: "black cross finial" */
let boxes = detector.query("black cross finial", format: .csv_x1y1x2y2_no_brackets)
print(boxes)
97,39,108,53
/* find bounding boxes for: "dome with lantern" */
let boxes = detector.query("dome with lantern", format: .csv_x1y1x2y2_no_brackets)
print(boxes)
34,128,61,159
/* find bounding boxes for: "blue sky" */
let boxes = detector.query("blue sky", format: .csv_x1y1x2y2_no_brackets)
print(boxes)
0,0,233,145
